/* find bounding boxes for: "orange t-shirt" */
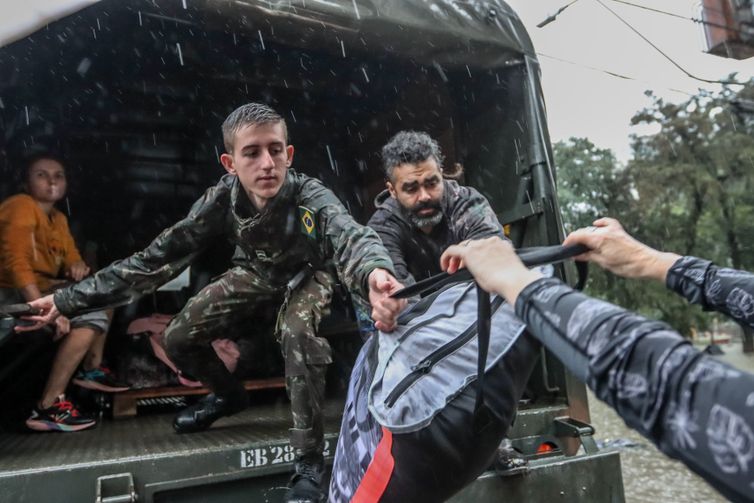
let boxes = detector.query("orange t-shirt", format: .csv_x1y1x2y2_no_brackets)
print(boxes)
0,194,83,292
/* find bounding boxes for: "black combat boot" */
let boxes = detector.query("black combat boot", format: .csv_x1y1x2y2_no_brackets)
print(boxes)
493,438,529,476
284,453,326,503
173,393,248,433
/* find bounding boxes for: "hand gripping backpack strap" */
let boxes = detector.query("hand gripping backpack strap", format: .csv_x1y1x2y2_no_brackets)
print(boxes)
390,243,590,432
391,243,590,300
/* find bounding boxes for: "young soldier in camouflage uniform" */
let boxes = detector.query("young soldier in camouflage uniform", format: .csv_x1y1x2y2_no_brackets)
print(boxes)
366,130,532,471
21,103,406,503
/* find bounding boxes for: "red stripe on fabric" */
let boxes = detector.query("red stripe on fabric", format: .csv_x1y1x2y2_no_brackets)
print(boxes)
351,427,395,503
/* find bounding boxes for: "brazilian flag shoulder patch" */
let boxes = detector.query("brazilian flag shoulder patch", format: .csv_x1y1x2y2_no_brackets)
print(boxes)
298,206,317,240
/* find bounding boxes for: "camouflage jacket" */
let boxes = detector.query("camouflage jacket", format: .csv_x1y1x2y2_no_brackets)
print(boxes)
367,180,504,286
54,170,394,315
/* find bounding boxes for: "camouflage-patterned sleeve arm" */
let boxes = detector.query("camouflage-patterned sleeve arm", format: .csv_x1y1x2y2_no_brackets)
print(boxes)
666,256,754,329
53,181,230,315
366,213,416,287
300,180,395,299
454,187,506,241
514,277,754,503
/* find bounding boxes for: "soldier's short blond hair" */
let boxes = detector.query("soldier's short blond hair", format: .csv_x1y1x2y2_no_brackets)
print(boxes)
222,103,289,152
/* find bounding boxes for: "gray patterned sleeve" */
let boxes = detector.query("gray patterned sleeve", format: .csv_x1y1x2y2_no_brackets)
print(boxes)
666,256,754,329
515,277,754,503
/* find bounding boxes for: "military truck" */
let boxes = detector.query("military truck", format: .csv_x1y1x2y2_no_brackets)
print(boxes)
0,1,625,501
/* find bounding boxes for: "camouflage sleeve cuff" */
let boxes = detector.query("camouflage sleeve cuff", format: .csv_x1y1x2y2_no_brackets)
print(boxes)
360,259,397,299
53,288,79,316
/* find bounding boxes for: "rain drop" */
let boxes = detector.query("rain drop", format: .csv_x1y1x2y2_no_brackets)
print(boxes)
25,106,30,125
176,43,184,66
432,61,448,82
525,190,535,215
352,0,361,20
361,67,369,83
325,145,338,175
258,30,265,50
728,110,738,132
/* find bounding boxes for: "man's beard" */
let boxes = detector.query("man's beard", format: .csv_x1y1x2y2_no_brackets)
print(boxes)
403,200,443,229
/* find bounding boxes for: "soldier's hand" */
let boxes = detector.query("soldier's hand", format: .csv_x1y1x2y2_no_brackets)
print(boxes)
14,294,61,333
368,268,407,332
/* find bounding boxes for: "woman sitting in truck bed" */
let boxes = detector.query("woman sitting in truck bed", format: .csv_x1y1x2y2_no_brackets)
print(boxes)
0,153,128,432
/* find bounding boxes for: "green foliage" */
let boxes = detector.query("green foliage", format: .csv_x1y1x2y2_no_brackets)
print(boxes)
554,79,754,335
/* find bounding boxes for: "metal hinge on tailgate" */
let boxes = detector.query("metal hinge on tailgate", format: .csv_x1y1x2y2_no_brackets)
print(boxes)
554,417,599,454
96,473,138,503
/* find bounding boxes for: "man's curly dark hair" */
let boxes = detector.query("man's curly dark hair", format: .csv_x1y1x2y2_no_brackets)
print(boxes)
381,131,444,181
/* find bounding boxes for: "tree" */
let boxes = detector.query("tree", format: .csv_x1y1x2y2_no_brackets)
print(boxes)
555,137,706,335
630,81,754,269
629,79,754,350
555,79,754,350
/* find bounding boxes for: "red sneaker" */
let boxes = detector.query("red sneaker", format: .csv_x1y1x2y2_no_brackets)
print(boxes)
26,395,96,432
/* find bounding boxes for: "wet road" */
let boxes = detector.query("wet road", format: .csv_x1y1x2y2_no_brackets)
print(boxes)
588,341,754,503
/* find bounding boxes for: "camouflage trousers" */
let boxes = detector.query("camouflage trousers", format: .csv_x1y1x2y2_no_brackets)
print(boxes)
163,266,335,456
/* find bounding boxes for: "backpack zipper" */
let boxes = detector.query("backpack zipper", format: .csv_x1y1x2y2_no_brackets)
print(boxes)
384,296,505,408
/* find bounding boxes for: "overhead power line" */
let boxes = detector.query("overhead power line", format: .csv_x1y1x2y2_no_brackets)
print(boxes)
540,0,748,36
537,52,695,96
608,0,752,39
594,0,743,86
